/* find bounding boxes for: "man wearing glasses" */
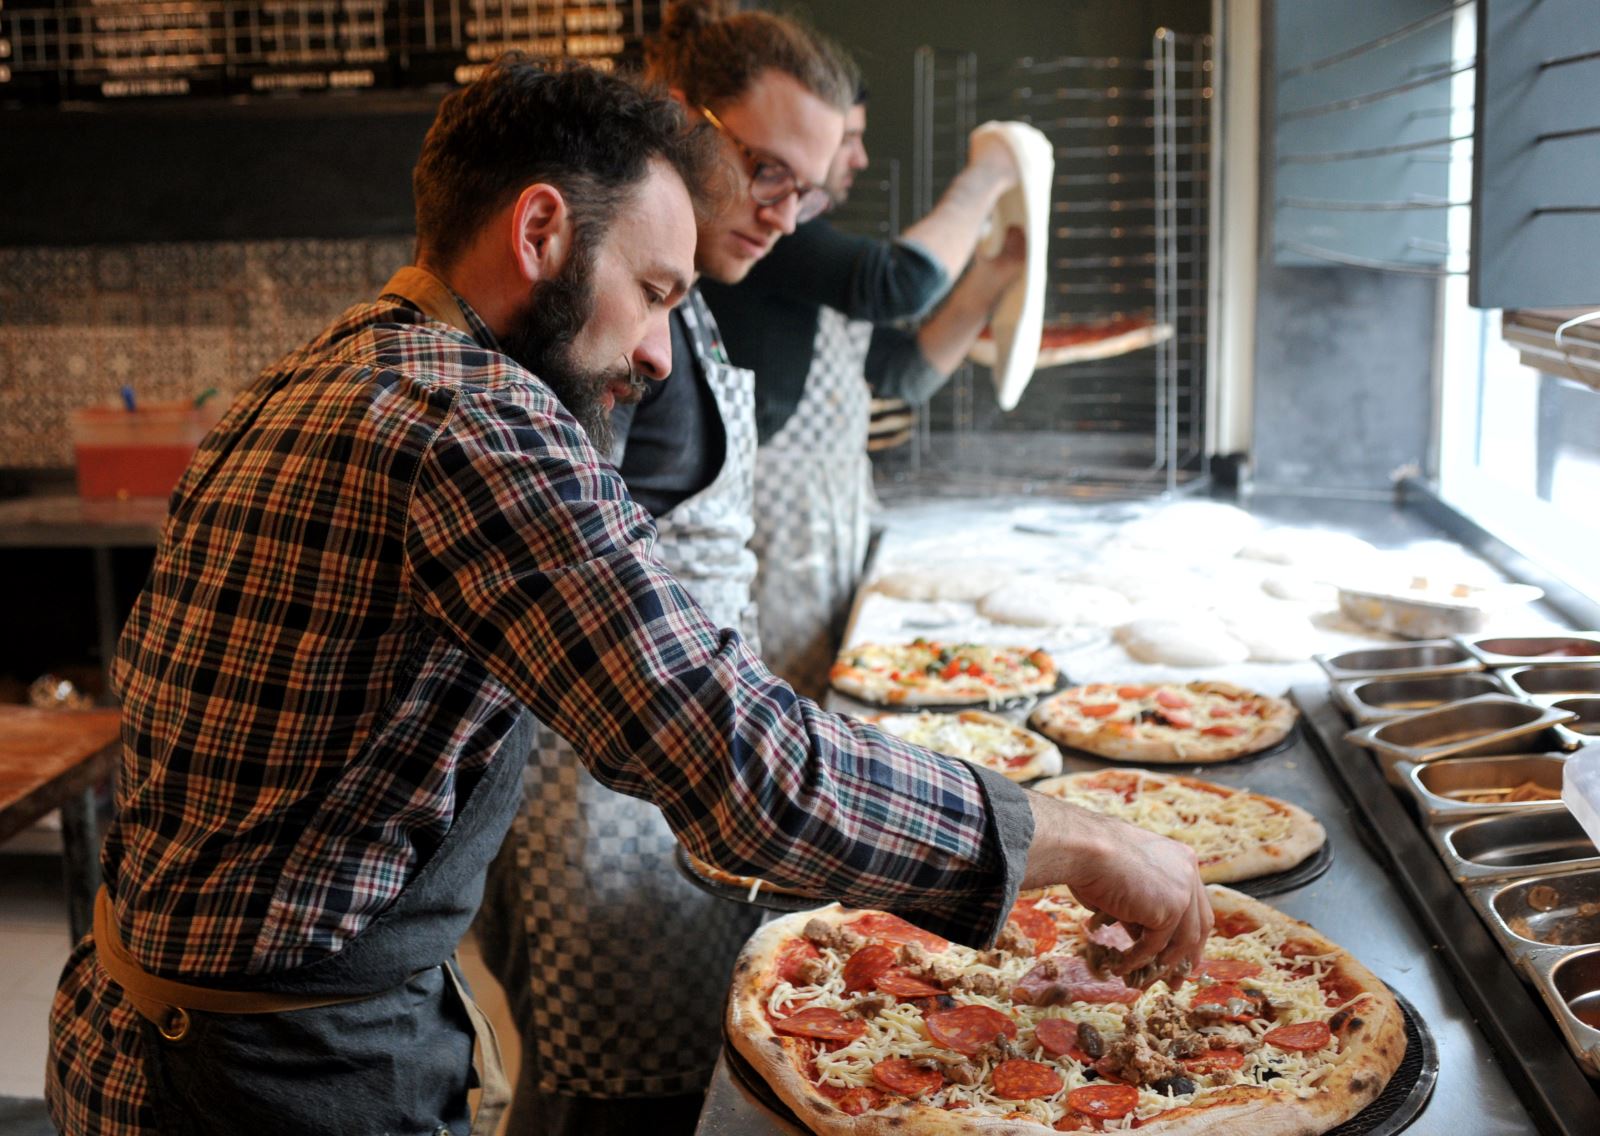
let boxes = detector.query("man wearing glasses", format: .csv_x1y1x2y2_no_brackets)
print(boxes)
476,3,861,1132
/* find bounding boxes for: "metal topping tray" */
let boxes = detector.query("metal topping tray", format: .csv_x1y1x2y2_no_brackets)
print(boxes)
1316,640,1483,683
1428,808,1600,883
1333,671,1508,725
1343,694,1577,786
1553,698,1600,749
1463,870,1600,1077
1400,753,1571,821
1500,664,1600,704
1462,634,1600,668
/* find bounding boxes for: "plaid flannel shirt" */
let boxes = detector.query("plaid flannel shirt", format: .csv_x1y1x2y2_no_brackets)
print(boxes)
47,289,1031,1134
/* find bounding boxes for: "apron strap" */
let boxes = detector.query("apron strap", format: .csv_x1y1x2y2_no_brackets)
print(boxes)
445,957,511,1136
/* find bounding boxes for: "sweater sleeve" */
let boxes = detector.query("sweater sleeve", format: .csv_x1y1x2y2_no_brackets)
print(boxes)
742,218,953,322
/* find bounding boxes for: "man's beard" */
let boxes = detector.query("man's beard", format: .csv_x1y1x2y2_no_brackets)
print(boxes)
499,252,646,454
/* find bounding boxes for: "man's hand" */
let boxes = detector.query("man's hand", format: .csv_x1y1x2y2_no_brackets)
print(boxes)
1020,792,1213,987
971,224,1027,299
965,130,1023,195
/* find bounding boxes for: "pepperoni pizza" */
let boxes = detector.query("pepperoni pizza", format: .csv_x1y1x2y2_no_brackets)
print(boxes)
1029,682,1296,763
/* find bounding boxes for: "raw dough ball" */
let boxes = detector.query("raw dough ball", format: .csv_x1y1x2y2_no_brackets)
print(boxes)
873,565,1011,602
978,581,1132,628
1237,528,1378,568
1114,615,1250,667
1261,571,1338,606
1217,608,1320,663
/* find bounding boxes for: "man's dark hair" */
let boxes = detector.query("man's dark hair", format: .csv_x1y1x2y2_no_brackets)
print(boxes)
413,56,723,270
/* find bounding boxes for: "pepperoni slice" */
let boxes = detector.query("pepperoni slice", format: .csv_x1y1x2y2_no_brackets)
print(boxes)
1180,1046,1248,1073
925,1004,1017,1055
871,1058,944,1097
1066,1083,1140,1119
1191,982,1260,1021
842,944,896,993
776,938,823,986
1032,1017,1089,1062
832,1086,884,1115
992,1058,1063,1100
1265,1020,1334,1051
772,1007,866,1042
1007,904,1059,953
1193,958,1263,982
1213,910,1259,938
1156,689,1191,710
1081,702,1120,718
874,969,946,999
846,912,950,952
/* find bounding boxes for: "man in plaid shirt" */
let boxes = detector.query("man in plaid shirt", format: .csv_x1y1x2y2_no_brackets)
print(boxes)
48,60,1210,1136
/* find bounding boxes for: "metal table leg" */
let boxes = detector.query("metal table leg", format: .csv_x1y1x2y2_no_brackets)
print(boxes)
58,785,101,943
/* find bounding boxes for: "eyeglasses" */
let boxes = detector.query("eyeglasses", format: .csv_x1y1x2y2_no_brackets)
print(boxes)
699,106,832,224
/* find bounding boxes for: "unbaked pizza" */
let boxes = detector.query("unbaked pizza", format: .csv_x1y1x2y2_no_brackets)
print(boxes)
831,640,1058,707
1031,769,1326,884
969,316,1173,369
865,711,1063,782
1029,682,1296,763
727,886,1405,1136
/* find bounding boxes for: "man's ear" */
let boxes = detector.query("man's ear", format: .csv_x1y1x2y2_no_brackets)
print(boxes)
510,183,571,286
669,87,691,111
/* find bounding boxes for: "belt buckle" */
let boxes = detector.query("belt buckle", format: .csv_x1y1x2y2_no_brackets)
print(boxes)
159,1006,191,1042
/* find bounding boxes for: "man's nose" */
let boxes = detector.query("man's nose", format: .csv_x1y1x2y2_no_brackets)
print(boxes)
634,314,673,381
755,193,801,237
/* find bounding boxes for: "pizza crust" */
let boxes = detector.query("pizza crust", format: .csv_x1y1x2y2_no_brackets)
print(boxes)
1031,769,1327,884
831,643,1059,708
1030,681,1298,764
726,888,1406,1136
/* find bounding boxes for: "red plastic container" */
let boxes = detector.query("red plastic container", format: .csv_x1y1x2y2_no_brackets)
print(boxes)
71,403,221,499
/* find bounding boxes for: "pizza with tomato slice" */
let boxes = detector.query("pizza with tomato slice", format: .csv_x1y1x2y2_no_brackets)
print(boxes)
830,640,1059,707
1030,769,1326,883
726,886,1405,1136
863,711,1063,782
1029,681,1296,763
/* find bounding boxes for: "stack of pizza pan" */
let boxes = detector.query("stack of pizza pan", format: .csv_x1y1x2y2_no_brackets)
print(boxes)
1323,632,1600,1080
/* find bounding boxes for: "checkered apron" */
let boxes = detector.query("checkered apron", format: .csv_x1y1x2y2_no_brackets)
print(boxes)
749,306,876,700
488,291,764,1098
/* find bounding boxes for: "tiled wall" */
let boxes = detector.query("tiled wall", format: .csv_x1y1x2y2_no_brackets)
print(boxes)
0,237,415,468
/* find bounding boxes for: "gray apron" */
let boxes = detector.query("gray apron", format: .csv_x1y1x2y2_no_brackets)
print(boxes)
479,290,764,1105
749,306,876,700
134,708,533,1136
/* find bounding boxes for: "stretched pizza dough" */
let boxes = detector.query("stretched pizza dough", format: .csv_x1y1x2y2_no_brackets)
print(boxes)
968,120,1054,411
1115,615,1251,666
977,580,1132,628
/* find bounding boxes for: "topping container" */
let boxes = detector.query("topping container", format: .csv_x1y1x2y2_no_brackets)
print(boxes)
1552,698,1600,749
1343,694,1577,785
1430,808,1600,883
1315,640,1482,683
1333,671,1508,725
1461,634,1600,668
1401,753,1570,820
1500,664,1600,704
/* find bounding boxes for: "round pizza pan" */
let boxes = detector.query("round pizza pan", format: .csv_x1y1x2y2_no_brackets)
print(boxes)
719,985,1436,1135
833,669,1074,716
1043,717,1304,768
672,845,826,914
1232,835,1335,900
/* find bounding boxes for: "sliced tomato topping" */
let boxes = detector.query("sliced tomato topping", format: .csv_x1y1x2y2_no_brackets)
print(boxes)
871,1057,944,1097
1320,969,1366,1008
772,1007,866,1042
874,969,946,999
1117,685,1154,699
845,912,950,952
1192,958,1263,982
1102,721,1137,738
776,938,823,986
1156,689,1191,710
925,1004,1017,1055
1180,1046,1247,1073
1209,705,1236,718
992,1058,1064,1100
1159,709,1194,729
1201,724,1243,737
1264,1020,1334,1052
842,944,896,993
1032,1017,1090,1062
1081,702,1120,718
1007,904,1059,953
1067,1083,1140,1119
966,661,985,677
941,661,964,680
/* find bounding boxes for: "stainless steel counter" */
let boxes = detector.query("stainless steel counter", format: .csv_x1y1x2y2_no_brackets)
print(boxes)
692,492,1590,1134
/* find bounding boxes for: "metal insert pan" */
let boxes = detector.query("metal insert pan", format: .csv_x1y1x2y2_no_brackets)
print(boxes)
1463,635,1600,668
1431,809,1600,883
1334,671,1507,725
1316,640,1482,683
1344,695,1576,784
1402,753,1569,821
1500,664,1600,704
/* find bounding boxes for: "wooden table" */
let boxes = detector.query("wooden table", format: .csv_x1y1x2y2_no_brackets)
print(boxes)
0,706,121,941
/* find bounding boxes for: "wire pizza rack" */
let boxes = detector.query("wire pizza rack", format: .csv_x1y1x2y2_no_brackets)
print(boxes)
873,32,1214,500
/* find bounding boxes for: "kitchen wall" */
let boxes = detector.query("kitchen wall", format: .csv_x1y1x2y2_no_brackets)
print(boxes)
0,238,413,470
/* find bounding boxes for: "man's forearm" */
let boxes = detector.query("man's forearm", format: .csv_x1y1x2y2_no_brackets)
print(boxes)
901,159,1014,279
914,259,1013,376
